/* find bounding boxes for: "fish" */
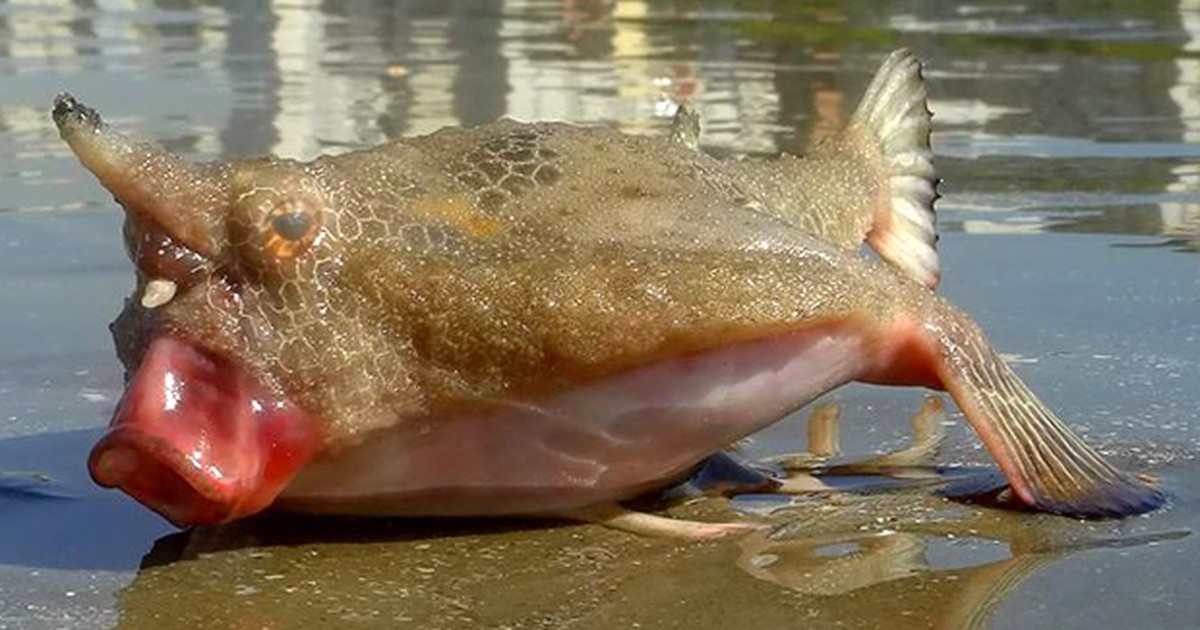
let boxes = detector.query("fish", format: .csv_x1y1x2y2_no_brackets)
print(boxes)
53,49,1162,539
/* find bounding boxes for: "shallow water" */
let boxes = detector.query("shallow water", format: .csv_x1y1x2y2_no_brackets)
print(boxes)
1,1,1198,628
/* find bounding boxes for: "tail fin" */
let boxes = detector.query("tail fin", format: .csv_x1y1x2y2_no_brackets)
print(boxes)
932,308,1163,518
849,49,940,290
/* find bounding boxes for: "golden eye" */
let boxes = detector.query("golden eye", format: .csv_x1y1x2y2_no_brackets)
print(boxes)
262,202,320,259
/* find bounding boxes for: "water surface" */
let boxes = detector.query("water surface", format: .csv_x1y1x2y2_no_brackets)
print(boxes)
1,1,1197,628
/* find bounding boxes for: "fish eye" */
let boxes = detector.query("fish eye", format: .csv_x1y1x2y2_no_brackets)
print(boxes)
229,164,327,267
262,200,320,259
271,210,312,242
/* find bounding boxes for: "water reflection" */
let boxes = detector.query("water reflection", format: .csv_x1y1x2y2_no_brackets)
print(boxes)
1159,0,1200,250
100,480,1187,629
95,400,1187,628
736,530,1056,630
734,497,1187,630
3,0,1199,246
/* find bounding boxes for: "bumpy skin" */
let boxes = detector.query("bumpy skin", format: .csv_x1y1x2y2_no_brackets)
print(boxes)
54,50,1161,524
104,119,914,443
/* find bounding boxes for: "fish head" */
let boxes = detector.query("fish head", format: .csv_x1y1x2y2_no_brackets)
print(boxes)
54,94,413,527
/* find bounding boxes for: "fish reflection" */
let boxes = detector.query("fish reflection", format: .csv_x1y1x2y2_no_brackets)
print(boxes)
734,498,1187,629
721,401,1188,627
110,399,1185,629
737,527,1058,630
739,529,932,596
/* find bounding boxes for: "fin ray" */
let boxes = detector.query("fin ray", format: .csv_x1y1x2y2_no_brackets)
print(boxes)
849,49,940,289
932,307,1163,518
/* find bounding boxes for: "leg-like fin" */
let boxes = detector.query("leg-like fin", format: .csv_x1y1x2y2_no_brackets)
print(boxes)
766,404,841,471
932,309,1163,518
561,503,758,541
806,403,840,458
668,451,777,498
766,399,944,493
857,395,945,468
849,49,940,289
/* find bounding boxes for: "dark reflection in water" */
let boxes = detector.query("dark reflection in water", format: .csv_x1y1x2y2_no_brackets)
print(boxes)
2,0,1200,628
15,402,1176,629
104,481,1187,629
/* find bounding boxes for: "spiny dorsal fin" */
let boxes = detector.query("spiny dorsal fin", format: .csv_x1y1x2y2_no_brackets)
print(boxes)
850,49,940,290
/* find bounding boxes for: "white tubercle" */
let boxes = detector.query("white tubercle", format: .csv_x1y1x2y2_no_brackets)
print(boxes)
140,278,178,309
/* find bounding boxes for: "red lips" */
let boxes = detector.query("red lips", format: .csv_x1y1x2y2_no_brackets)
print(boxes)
88,335,322,527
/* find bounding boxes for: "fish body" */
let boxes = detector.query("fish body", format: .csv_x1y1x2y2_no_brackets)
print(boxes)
54,50,1161,531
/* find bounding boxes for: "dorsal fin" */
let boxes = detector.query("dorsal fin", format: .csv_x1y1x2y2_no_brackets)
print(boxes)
849,49,940,289
669,104,701,151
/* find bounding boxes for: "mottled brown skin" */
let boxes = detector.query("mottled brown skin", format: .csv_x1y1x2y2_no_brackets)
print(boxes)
56,52,1161,528
114,120,911,444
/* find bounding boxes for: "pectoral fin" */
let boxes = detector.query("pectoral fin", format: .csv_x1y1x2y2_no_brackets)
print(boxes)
931,310,1163,518
561,503,759,541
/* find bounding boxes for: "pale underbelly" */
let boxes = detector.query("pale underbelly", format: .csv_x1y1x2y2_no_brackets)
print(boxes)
278,325,869,516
